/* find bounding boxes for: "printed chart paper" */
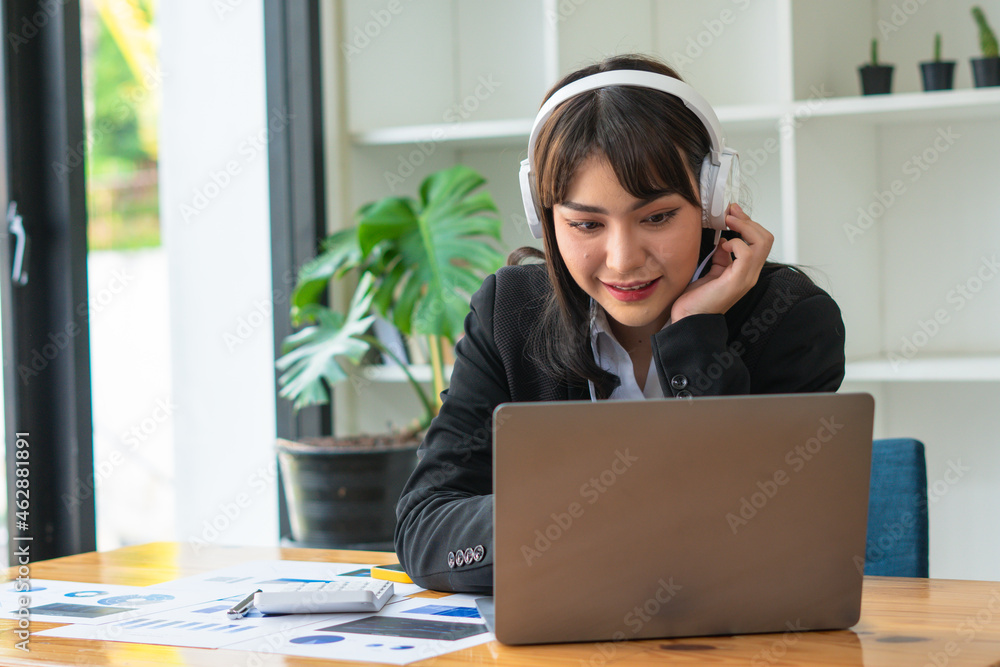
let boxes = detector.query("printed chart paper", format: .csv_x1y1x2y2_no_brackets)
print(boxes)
33,560,494,664
148,559,425,597
224,597,491,665
37,603,378,650
0,579,215,625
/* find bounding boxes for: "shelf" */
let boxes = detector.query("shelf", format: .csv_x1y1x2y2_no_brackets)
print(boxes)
844,355,1000,383
807,87,1000,125
353,119,532,148
351,88,1000,150
715,104,786,131
360,363,455,384
352,106,788,148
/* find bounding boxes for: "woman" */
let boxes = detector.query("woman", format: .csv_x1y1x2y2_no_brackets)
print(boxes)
394,54,845,593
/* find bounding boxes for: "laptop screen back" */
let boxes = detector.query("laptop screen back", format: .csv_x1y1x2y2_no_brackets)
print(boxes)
492,393,874,645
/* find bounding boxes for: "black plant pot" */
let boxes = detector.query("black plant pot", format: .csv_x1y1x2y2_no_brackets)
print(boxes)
859,65,894,95
277,436,419,551
971,57,1000,88
919,61,956,91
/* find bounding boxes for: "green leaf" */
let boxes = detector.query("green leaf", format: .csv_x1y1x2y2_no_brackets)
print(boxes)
419,165,486,211
371,258,406,316
291,228,362,314
360,166,504,344
357,198,418,257
276,274,377,409
277,164,504,415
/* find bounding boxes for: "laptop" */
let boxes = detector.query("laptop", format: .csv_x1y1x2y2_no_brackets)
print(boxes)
481,392,874,645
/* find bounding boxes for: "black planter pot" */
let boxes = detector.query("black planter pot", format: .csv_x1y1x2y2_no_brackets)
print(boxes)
277,437,419,551
859,65,894,95
919,61,956,91
971,57,1000,88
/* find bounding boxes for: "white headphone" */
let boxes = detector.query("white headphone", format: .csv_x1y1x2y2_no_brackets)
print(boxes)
519,70,739,241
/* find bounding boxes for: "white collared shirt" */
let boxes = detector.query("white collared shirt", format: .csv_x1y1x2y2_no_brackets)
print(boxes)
588,302,670,401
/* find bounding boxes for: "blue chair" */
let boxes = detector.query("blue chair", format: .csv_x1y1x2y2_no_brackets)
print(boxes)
864,438,929,577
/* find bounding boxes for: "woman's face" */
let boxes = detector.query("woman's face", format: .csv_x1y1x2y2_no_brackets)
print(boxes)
553,153,703,345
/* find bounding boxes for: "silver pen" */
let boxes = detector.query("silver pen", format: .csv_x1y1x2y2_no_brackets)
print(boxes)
227,589,261,619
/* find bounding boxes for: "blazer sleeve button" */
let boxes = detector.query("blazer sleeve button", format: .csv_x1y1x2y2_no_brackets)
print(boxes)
447,551,456,568
455,550,465,567
670,374,689,390
473,544,485,562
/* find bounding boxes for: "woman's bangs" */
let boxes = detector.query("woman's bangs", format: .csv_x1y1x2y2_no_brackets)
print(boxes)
595,92,700,204
536,87,706,210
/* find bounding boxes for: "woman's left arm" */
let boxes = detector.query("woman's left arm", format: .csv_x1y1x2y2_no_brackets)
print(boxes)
743,291,846,393
652,277,846,396
652,203,845,396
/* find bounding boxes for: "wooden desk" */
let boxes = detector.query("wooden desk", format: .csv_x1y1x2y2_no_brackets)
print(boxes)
3,542,1000,666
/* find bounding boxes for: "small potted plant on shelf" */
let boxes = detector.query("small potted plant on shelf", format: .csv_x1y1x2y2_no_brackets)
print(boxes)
274,164,505,549
859,38,894,95
971,6,1000,87
920,33,956,91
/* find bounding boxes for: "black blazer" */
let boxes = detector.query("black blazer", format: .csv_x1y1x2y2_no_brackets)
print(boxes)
394,263,846,593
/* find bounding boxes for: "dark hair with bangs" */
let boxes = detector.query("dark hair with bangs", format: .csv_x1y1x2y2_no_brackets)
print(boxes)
508,54,718,398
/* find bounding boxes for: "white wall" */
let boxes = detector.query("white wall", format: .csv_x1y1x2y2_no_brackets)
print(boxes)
159,0,278,553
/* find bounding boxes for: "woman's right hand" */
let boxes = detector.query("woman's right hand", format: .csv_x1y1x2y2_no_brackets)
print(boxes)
670,203,774,323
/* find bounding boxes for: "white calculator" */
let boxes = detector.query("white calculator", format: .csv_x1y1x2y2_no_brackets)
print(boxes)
253,579,394,614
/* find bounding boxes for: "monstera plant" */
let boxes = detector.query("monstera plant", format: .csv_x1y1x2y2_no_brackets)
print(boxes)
277,164,505,429
273,165,505,548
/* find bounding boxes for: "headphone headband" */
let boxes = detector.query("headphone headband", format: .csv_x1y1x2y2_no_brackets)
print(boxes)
526,70,727,167
519,69,737,240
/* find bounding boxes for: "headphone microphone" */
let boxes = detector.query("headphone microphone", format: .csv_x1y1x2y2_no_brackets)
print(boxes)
518,70,740,245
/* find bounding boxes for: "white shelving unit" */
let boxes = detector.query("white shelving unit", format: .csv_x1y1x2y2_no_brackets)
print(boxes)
323,0,1000,580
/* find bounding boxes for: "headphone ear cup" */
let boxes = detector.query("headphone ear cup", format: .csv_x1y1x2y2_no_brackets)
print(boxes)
519,158,544,239
700,153,735,231
699,155,720,230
